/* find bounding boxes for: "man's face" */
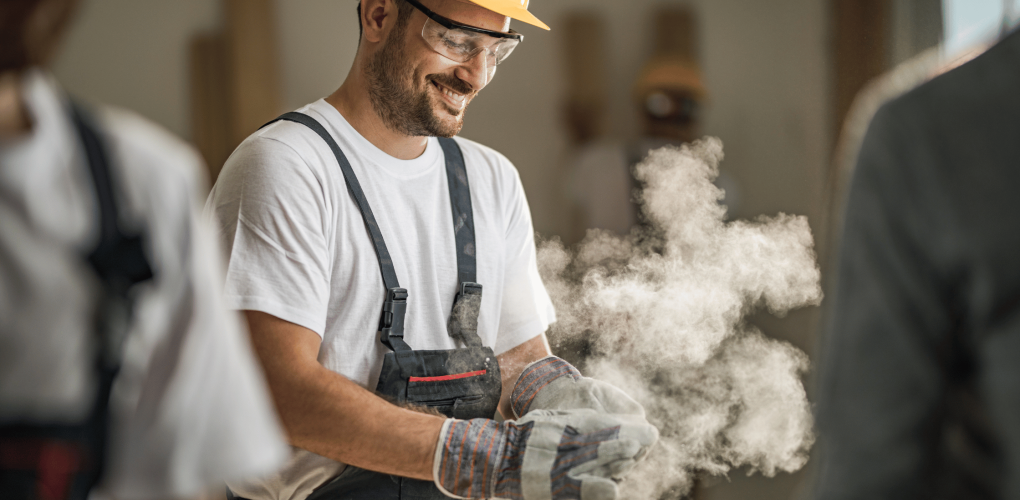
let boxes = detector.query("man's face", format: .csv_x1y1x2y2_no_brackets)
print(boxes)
365,0,511,138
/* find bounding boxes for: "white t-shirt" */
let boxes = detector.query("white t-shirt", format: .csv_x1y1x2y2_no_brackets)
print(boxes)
0,71,289,499
207,99,555,500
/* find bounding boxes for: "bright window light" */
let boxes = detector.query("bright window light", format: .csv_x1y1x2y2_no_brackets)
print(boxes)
1009,0,1020,25
943,0,1005,55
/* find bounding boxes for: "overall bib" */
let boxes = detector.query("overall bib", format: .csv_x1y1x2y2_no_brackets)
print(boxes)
264,113,503,500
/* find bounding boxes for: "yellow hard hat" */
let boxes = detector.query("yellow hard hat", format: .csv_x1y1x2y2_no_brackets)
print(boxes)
466,0,549,30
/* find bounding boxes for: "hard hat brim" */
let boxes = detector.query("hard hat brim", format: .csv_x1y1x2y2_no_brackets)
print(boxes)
466,0,550,30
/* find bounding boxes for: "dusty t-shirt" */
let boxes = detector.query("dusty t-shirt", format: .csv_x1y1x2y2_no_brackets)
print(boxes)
207,99,555,500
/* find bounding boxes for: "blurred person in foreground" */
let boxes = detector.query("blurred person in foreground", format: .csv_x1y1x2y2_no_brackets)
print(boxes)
815,28,1020,499
0,1,288,499
205,0,657,499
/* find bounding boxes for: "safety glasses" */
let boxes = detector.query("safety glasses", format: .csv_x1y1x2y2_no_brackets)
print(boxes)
403,0,523,67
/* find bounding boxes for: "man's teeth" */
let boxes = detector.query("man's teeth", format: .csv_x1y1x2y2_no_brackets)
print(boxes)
439,84,466,103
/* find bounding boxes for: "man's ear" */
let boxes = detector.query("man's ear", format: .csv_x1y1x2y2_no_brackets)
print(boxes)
360,0,400,44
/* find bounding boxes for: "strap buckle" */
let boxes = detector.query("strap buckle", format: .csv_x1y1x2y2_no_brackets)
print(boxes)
380,288,409,351
458,282,483,298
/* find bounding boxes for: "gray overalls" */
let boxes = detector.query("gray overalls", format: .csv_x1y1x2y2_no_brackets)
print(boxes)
262,113,502,500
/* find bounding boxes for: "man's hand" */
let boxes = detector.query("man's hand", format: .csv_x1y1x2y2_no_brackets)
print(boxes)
510,357,645,419
433,410,659,500
508,356,656,487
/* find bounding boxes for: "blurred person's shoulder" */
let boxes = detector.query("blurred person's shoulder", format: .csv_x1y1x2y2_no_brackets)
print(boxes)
88,102,210,228
860,28,1020,191
878,28,1020,136
853,30,1020,250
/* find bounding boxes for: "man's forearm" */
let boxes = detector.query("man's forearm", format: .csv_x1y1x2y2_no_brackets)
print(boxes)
283,363,444,480
244,311,444,481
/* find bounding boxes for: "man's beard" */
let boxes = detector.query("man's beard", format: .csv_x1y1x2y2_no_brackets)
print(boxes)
366,29,475,138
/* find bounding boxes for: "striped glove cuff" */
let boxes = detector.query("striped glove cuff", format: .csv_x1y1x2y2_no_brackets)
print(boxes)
434,416,629,500
434,418,531,499
511,357,581,418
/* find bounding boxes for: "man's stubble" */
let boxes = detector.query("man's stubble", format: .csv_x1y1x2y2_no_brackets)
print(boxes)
365,22,475,138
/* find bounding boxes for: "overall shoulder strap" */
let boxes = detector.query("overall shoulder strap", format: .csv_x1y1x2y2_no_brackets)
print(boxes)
264,112,401,290
438,137,476,285
73,104,154,289
438,138,483,348
73,102,155,394
262,112,410,352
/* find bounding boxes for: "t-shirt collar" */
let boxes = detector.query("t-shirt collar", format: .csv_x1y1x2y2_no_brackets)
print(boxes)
312,99,442,179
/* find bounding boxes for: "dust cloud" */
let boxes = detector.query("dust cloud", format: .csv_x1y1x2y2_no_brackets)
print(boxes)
540,138,822,498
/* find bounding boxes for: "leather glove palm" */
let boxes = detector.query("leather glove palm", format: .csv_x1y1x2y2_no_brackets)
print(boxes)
433,409,658,500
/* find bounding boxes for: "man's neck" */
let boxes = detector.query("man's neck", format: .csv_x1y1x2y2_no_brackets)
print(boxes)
0,71,31,138
325,71,429,161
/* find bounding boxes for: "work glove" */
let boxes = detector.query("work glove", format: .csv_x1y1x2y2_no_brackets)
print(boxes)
511,357,645,419
433,409,658,500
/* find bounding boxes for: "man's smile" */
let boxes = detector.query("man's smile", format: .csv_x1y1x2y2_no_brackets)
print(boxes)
431,79,467,110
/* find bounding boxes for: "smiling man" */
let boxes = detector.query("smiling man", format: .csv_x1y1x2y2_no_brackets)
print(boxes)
207,1,657,499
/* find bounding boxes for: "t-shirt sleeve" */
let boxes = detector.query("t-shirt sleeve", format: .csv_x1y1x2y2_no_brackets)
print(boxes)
494,165,556,355
208,134,333,335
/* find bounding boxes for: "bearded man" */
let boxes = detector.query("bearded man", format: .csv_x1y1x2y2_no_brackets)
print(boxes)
207,1,658,499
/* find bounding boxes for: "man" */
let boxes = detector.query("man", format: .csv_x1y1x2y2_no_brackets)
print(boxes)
814,28,1020,499
0,0,288,499
207,0,657,499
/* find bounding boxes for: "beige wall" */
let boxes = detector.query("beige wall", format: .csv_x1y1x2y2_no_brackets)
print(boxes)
53,0,831,236
275,0,358,112
52,0,222,138
460,0,832,240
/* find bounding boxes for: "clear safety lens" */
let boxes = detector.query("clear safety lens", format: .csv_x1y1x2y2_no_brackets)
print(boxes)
422,17,519,66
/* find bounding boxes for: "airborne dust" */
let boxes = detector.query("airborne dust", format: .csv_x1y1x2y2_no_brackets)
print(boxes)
540,138,822,498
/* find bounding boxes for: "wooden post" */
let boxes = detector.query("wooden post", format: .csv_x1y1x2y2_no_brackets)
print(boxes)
653,6,697,59
190,33,232,183
190,0,283,183
225,0,283,147
833,0,889,141
561,12,608,145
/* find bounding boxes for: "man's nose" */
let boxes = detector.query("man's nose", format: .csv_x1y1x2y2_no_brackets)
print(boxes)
454,50,495,91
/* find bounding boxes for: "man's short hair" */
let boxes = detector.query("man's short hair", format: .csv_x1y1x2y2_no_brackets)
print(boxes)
357,0,416,43
0,0,79,73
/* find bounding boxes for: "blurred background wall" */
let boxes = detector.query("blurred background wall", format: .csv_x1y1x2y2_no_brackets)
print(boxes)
48,0,1013,498
53,0,831,237
53,0,221,139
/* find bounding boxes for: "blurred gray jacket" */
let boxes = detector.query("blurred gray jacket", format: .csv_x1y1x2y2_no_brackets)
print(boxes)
815,29,1020,499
